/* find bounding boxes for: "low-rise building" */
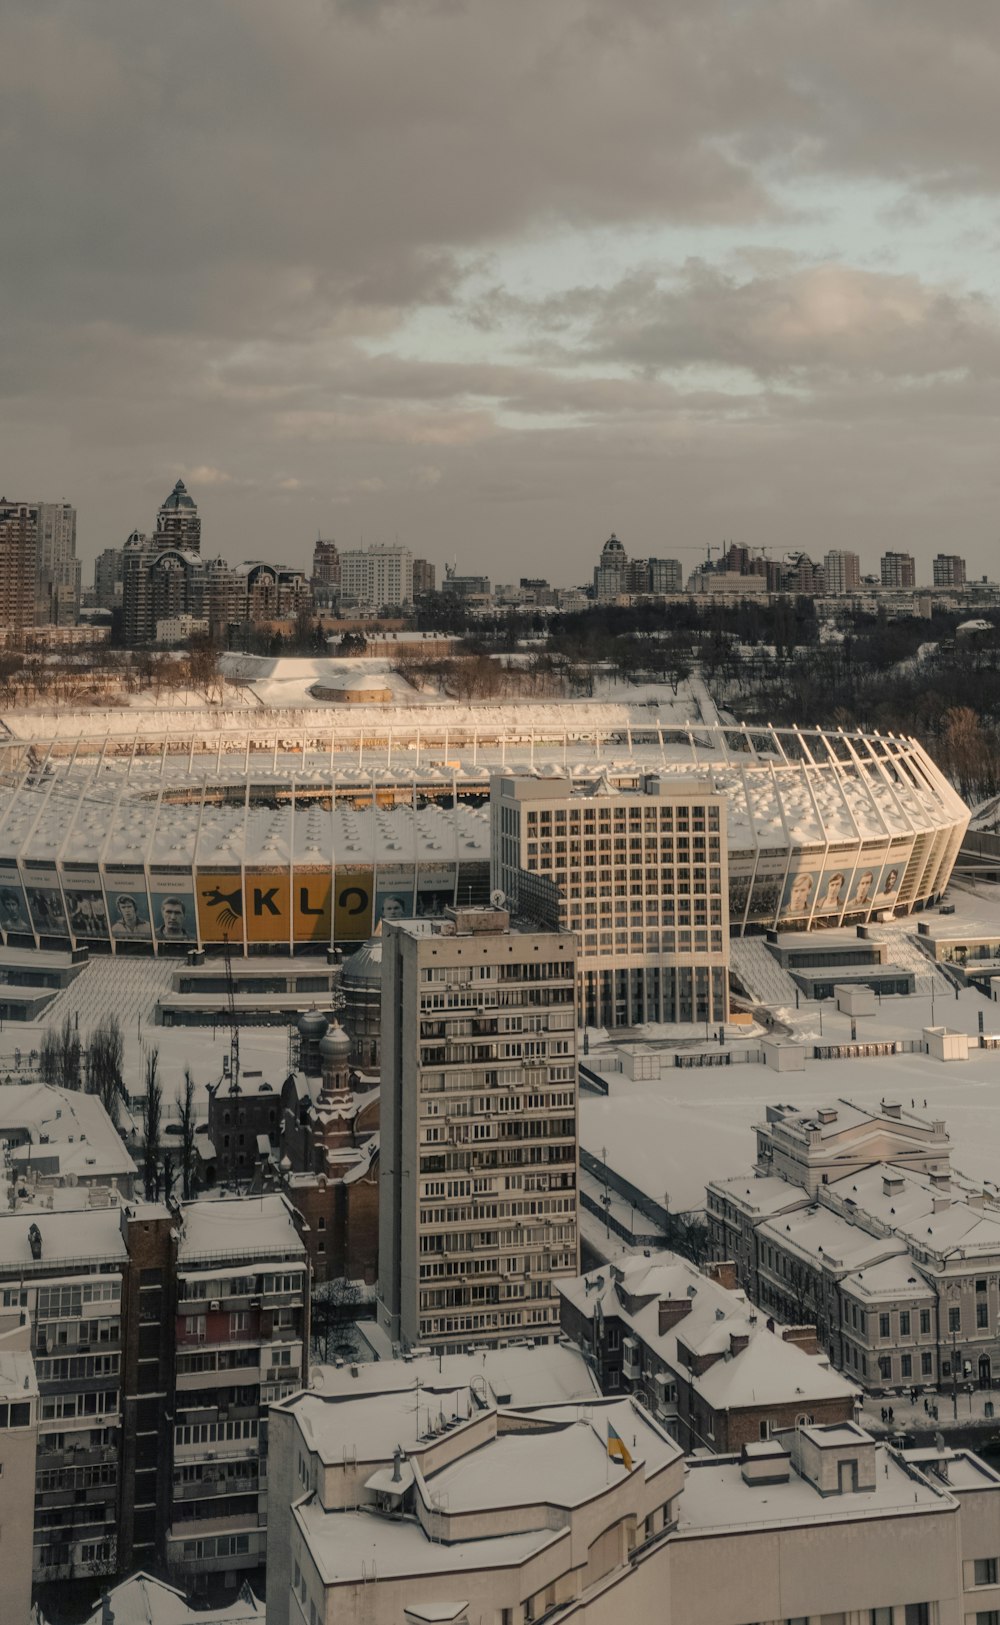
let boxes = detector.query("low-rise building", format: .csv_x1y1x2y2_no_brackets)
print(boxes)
267,1344,1000,1625
559,1250,857,1452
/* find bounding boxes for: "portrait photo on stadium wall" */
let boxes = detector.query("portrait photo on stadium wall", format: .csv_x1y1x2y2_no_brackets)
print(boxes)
64,884,109,940
105,884,153,941
779,861,822,920
416,863,455,918
812,866,850,918
0,867,32,935
24,871,69,936
147,874,197,943
375,888,414,925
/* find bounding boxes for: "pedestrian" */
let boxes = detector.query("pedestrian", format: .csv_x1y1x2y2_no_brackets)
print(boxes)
889,1406,894,1424
881,1406,887,1423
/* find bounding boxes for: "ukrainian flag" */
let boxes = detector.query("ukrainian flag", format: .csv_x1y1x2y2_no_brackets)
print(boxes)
607,1421,633,1471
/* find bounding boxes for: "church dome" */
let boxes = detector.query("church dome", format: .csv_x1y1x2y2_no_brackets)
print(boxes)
319,1020,351,1061
601,532,626,560
297,1008,329,1041
341,935,383,989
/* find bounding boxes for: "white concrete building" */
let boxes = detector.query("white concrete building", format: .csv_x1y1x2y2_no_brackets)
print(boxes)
377,905,579,1352
267,1348,1000,1625
492,770,729,1027
339,545,413,611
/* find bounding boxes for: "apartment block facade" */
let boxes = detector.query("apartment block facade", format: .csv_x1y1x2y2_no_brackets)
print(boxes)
0,500,39,630
491,771,729,1028
933,552,967,587
339,545,413,611
881,549,917,589
377,906,579,1353
823,548,861,595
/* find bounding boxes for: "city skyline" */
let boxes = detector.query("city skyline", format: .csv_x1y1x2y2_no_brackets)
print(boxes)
3,2,1000,575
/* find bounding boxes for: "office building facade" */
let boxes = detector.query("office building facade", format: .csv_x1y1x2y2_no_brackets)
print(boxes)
492,771,730,1028
377,906,579,1353
339,546,413,611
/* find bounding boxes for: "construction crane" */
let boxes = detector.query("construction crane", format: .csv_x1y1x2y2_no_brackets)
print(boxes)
222,933,240,1099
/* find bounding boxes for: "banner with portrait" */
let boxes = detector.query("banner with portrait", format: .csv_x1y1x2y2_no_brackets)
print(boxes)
104,870,154,943
0,865,32,937
23,866,69,937
148,872,198,944
61,868,110,941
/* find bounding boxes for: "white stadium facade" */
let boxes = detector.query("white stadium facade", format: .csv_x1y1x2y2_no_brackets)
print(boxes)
0,707,969,956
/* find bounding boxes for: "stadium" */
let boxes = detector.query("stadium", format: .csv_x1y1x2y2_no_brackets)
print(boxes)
0,710,969,954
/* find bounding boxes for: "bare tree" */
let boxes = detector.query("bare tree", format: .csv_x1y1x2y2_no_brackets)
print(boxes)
38,1027,60,1085
87,1013,123,1127
141,1047,162,1201
57,1014,82,1091
311,1277,363,1363
179,1066,198,1200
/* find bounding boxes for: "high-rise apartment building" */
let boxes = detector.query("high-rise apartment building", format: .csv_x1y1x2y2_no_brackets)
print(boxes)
648,556,683,593
155,479,201,554
36,501,80,625
492,772,729,1028
933,552,967,587
880,550,916,589
822,549,861,595
377,905,579,1354
412,556,436,596
339,545,413,611
0,500,39,630
94,545,125,610
168,1196,308,1588
310,542,343,607
593,532,628,600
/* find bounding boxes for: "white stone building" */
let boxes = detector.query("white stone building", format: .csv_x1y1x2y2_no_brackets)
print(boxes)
339,545,414,611
491,770,729,1027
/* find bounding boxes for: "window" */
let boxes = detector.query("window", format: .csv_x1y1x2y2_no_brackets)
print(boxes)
920,1310,931,1335
901,1355,912,1378
606,1326,620,1352
979,1303,990,1329
904,1606,930,1625
922,1352,933,1376
978,1279,988,1293
975,1558,999,1586
949,1307,961,1333
900,1311,910,1337
879,1313,890,1339
878,1356,892,1380
870,1611,893,1625
975,1613,1000,1625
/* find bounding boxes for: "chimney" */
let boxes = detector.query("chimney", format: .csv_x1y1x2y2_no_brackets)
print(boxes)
658,1297,693,1336
782,1325,820,1356
28,1223,42,1261
816,1107,838,1125
392,1445,403,1484
729,1332,749,1357
882,1175,905,1197
703,1260,737,1291
881,1101,902,1120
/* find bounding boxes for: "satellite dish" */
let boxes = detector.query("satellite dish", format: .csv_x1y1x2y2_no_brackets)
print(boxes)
490,889,506,908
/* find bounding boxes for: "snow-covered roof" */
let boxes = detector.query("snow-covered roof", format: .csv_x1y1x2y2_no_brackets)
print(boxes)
0,1205,127,1269
177,1193,305,1264
79,1572,263,1625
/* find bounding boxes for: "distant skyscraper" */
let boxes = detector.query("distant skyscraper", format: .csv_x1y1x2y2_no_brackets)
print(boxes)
412,556,436,596
648,556,683,593
35,501,79,625
155,479,201,554
377,905,579,1353
311,538,340,588
823,549,861,595
593,532,628,601
933,553,967,588
94,545,125,610
880,550,916,589
0,500,39,630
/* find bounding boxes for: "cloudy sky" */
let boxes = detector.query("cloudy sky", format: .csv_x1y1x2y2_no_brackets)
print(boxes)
4,0,1000,581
